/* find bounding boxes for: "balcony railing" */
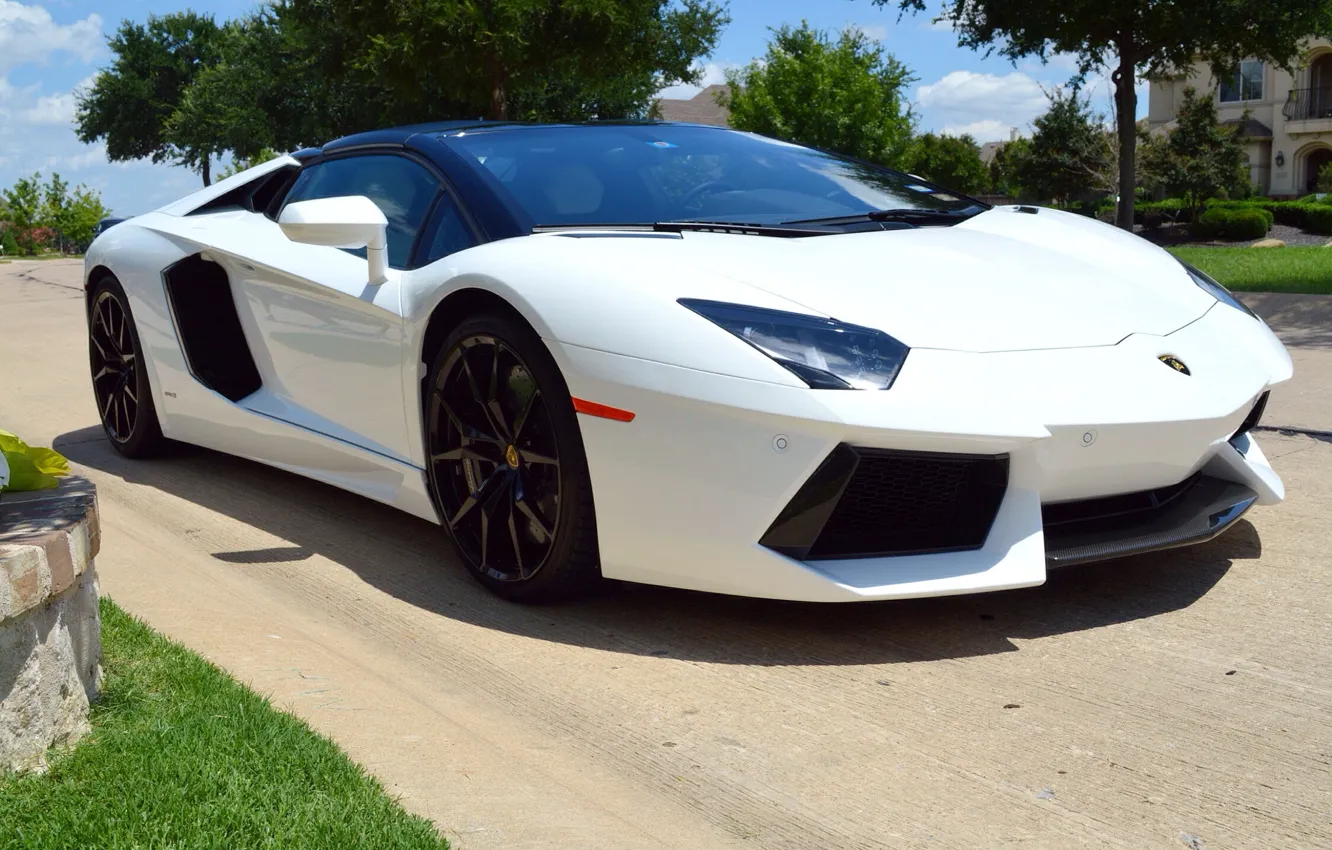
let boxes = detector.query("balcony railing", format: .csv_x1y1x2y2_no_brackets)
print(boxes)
1284,87,1332,122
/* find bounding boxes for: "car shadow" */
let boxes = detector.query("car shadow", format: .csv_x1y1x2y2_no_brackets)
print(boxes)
57,427,1259,667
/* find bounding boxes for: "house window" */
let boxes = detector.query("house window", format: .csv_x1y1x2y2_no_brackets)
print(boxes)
1219,60,1264,102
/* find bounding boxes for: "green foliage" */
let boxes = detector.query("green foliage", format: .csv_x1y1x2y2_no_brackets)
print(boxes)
1015,87,1107,204
1170,246,1332,294
1318,162,1332,194
987,137,1031,198
902,132,988,194
217,149,282,181
2,174,44,255
0,599,451,848
76,12,226,186
880,0,1332,229
1192,207,1271,241
1207,199,1332,234
1138,89,1247,220
276,0,727,134
0,173,111,254
724,21,916,168
66,187,113,249
0,226,19,256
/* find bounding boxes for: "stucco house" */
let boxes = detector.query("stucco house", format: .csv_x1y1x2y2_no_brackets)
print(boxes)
1148,39,1332,197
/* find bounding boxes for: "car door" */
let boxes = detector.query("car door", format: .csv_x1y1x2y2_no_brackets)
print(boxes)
220,153,444,463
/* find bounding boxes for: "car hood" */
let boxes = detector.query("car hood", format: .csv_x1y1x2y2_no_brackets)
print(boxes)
662,206,1217,353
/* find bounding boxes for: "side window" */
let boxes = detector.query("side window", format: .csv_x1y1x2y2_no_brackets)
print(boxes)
424,194,477,263
282,154,440,268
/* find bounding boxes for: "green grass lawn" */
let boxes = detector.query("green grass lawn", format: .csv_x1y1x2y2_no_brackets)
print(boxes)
0,599,449,849
1169,246,1332,294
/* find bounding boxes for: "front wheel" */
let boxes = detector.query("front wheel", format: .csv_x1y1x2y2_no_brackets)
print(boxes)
424,312,600,603
88,276,164,458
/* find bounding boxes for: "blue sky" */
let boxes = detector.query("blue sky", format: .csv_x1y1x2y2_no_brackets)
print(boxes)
1,0,1144,217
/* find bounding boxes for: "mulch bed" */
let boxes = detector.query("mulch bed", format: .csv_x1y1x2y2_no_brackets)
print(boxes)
1133,222,1329,249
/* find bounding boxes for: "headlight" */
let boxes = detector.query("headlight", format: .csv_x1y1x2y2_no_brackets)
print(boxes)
678,299,909,390
1181,261,1259,320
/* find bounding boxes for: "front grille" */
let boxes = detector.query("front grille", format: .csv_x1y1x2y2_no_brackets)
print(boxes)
760,445,1009,561
1042,474,1200,531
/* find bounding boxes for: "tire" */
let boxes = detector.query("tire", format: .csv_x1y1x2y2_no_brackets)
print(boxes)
424,311,600,603
88,274,165,458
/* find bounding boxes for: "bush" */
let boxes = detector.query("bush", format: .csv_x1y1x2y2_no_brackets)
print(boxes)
0,225,19,256
1192,207,1271,241
1303,204,1332,235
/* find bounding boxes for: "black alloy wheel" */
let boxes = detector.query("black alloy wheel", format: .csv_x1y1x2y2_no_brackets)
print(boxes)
88,276,164,458
425,313,599,602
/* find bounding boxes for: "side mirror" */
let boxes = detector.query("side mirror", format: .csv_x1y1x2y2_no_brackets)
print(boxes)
279,195,390,284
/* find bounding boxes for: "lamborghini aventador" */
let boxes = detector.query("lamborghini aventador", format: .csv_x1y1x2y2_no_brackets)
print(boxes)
82,121,1292,602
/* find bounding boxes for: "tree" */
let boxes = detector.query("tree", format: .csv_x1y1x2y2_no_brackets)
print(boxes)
1319,162,1332,194
1015,87,1109,205
216,149,282,181
40,173,73,253
901,132,989,194
76,12,225,186
273,0,728,133
882,0,1332,229
1138,88,1246,218
65,188,113,250
723,22,916,167
2,174,44,256
987,137,1032,198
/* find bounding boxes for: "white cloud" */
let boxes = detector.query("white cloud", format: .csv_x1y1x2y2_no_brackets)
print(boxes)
0,1,102,76
940,119,1017,143
658,61,739,101
21,73,95,125
917,70,1048,130
855,23,890,42
924,17,955,32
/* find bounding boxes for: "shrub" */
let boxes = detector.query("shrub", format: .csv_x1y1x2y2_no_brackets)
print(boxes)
0,225,19,256
1192,207,1271,241
1303,204,1332,235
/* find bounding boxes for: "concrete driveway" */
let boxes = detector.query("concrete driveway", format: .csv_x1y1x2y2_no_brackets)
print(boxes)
3,258,1330,849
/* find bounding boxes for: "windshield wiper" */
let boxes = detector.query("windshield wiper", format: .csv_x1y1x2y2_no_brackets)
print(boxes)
783,206,985,227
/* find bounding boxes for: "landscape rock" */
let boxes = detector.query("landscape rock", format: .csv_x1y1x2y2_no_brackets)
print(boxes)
1250,239,1285,248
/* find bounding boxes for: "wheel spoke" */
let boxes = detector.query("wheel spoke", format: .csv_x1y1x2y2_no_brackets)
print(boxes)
486,343,511,438
90,330,109,361
431,444,498,464
124,384,138,404
512,389,539,441
515,495,554,542
434,394,502,445
477,474,511,567
519,449,558,467
92,366,117,382
447,466,508,529
462,347,510,441
507,500,525,578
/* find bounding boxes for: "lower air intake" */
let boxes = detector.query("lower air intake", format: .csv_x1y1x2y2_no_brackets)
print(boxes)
761,445,1009,561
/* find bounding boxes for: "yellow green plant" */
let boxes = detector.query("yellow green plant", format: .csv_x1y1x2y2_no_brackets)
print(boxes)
0,430,70,492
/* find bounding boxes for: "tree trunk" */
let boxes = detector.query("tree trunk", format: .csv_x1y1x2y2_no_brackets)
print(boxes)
489,64,509,120
1113,49,1137,231
201,156,211,188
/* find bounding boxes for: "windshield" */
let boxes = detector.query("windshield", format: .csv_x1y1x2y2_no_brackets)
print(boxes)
440,125,981,228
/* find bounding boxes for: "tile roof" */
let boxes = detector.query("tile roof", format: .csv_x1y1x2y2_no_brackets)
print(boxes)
656,85,731,127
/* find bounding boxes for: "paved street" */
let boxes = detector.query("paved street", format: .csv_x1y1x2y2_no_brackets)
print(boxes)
3,258,1330,849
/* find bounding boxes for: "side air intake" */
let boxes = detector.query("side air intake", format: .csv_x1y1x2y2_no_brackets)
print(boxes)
162,254,262,402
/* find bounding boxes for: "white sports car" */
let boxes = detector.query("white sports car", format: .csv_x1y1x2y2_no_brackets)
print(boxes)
84,121,1292,603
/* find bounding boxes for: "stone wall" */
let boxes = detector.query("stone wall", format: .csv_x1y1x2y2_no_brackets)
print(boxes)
0,476,101,774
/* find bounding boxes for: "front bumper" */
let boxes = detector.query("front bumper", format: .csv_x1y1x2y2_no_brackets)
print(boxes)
549,305,1290,602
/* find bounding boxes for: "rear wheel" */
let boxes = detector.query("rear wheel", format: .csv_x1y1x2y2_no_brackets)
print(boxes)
89,276,164,458
424,313,600,602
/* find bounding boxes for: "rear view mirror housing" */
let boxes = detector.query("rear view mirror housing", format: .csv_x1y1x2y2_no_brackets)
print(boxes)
279,195,390,284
